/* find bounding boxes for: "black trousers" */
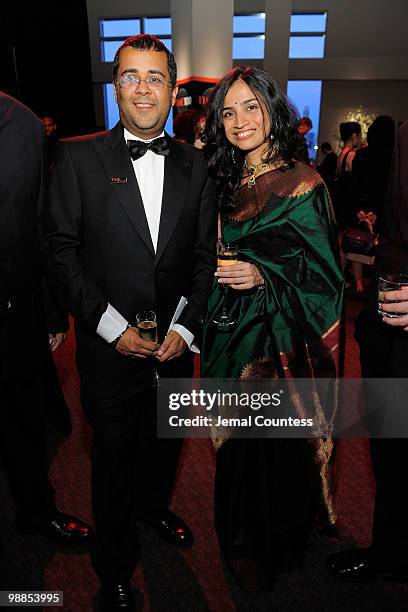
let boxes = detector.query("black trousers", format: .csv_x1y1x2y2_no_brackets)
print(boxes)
82,360,191,584
42,348,70,424
355,307,408,567
0,375,56,528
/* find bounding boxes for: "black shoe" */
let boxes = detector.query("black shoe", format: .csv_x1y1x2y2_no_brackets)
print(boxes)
100,583,135,611
20,512,93,548
140,509,193,548
326,548,408,583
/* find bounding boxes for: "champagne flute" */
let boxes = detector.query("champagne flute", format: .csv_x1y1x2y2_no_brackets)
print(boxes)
213,241,238,330
136,310,159,385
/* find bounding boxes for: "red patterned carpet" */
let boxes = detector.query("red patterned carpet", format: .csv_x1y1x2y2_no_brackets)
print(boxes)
1,298,407,611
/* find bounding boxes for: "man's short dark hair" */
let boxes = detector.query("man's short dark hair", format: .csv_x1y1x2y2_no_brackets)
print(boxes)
320,141,332,153
112,34,177,88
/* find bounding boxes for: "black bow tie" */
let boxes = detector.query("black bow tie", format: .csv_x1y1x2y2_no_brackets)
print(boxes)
127,137,170,160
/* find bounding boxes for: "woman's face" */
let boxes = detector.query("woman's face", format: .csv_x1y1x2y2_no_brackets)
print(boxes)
222,79,270,159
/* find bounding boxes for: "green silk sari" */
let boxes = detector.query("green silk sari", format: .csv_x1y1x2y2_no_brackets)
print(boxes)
201,163,344,579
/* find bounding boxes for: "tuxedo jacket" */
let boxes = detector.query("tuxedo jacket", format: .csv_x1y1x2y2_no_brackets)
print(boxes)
42,122,217,403
0,92,65,382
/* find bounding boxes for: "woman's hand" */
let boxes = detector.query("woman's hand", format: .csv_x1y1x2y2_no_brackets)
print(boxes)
215,261,264,290
380,287,408,330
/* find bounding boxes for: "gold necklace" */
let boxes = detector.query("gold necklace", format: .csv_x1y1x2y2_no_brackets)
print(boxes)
243,159,283,188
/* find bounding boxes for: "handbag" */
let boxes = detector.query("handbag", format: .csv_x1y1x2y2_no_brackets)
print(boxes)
342,226,376,256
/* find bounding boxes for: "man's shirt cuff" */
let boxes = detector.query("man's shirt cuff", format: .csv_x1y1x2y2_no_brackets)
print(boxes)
171,324,200,354
97,304,129,343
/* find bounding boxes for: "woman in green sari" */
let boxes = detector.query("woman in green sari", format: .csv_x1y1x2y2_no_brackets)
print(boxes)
201,66,344,592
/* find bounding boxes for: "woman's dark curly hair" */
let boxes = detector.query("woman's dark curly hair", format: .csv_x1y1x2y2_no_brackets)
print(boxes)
203,66,305,211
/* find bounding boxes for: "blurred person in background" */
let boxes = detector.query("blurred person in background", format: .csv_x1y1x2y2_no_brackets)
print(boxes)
334,121,364,297
327,120,408,584
352,115,395,236
42,114,58,166
193,110,206,149
0,91,92,554
40,113,72,434
173,108,196,144
317,141,337,196
296,115,313,163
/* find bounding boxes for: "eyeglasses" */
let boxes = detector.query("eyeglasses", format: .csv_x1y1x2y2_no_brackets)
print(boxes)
118,74,170,90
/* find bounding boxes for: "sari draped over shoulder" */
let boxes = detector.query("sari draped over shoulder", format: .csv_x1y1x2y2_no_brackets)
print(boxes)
201,161,344,591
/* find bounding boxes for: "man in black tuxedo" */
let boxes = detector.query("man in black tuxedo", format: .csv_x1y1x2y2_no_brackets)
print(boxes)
42,35,217,610
0,91,92,549
327,121,408,582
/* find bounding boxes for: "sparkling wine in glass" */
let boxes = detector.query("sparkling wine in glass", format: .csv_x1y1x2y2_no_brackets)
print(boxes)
213,241,238,330
137,319,158,342
136,310,159,384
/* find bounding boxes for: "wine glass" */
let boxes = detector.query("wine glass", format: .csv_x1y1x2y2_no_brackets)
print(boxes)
136,310,159,385
212,241,238,330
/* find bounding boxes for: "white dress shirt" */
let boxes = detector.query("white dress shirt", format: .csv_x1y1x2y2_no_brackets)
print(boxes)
96,128,196,351
126,127,164,251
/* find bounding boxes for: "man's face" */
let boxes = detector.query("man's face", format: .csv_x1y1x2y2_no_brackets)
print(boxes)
113,47,178,140
352,132,362,148
43,117,56,137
